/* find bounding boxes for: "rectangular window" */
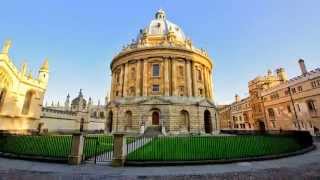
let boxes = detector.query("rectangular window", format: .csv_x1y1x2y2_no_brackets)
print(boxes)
152,64,160,77
291,88,296,94
307,100,316,112
197,69,202,81
298,86,303,92
152,84,160,92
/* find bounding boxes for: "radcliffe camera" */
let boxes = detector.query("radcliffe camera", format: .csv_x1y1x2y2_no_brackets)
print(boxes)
0,1,319,180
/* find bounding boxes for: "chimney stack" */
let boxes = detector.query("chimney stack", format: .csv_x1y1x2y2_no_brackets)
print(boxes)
235,94,240,102
298,59,307,75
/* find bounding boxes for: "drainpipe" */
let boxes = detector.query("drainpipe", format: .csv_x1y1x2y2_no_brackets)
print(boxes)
288,87,301,130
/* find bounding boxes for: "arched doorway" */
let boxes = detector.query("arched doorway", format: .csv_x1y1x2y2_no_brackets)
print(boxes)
258,121,266,132
107,111,113,133
152,111,160,125
204,110,212,133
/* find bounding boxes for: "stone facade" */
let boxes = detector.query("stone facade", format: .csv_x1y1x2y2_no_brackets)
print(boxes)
107,10,217,135
230,96,254,130
40,90,106,133
218,59,320,135
0,40,49,132
261,60,320,135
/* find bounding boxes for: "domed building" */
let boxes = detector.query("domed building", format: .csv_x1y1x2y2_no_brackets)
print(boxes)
106,10,218,135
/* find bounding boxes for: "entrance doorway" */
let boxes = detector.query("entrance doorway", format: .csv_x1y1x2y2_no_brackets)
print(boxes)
152,111,160,125
258,121,266,132
204,110,212,133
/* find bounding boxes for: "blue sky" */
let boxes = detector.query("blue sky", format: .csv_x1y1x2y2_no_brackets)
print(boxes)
1,0,319,105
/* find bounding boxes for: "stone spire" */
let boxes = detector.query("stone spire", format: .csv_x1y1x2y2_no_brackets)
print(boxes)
1,40,12,54
65,93,70,111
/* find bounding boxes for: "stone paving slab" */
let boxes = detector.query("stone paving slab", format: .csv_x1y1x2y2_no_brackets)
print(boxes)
0,143,319,179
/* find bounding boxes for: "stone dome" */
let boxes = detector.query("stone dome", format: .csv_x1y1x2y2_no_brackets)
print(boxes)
137,9,186,42
71,89,87,107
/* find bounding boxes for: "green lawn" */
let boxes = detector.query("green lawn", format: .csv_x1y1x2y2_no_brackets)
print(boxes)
126,135,304,161
0,134,114,160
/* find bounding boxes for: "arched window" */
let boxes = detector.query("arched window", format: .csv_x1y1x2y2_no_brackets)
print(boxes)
268,108,275,119
22,91,34,115
0,88,7,112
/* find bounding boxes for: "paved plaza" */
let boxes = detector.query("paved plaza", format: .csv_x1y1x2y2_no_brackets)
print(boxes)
0,143,319,179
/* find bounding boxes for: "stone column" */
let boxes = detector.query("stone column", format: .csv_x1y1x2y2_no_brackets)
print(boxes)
192,62,198,96
171,58,176,96
142,59,148,96
186,59,192,97
120,64,125,97
68,133,84,165
210,70,214,99
164,57,170,96
110,72,114,100
123,62,129,96
112,133,127,167
202,65,208,98
136,59,142,96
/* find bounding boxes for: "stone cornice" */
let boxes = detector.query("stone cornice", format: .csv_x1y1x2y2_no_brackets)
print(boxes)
111,46,213,71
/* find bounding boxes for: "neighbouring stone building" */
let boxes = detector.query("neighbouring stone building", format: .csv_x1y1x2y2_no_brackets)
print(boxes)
217,105,231,129
230,95,254,130
40,89,107,133
107,10,218,135
261,59,320,135
218,59,320,135
0,40,49,132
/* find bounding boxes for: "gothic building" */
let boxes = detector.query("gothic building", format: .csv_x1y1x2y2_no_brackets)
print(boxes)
107,10,218,135
0,40,49,132
40,89,106,133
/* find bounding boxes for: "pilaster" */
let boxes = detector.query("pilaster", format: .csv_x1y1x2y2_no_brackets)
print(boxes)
164,56,170,96
123,63,129,96
136,59,142,96
142,59,148,96
171,58,176,96
186,59,192,97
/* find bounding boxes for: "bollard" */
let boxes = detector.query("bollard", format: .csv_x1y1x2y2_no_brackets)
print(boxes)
112,133,127,167
68,133,84,165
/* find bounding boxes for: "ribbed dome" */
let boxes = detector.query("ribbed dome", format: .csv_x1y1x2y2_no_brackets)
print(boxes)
137,9,186,42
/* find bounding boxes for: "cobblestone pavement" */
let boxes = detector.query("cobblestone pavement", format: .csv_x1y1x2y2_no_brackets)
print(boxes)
0,143,319,180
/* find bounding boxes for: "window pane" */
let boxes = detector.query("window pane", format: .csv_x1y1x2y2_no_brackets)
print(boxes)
152,64,160,77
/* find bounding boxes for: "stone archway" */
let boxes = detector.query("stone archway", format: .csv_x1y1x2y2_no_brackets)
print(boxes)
107,111,113,133
204,110,212,134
